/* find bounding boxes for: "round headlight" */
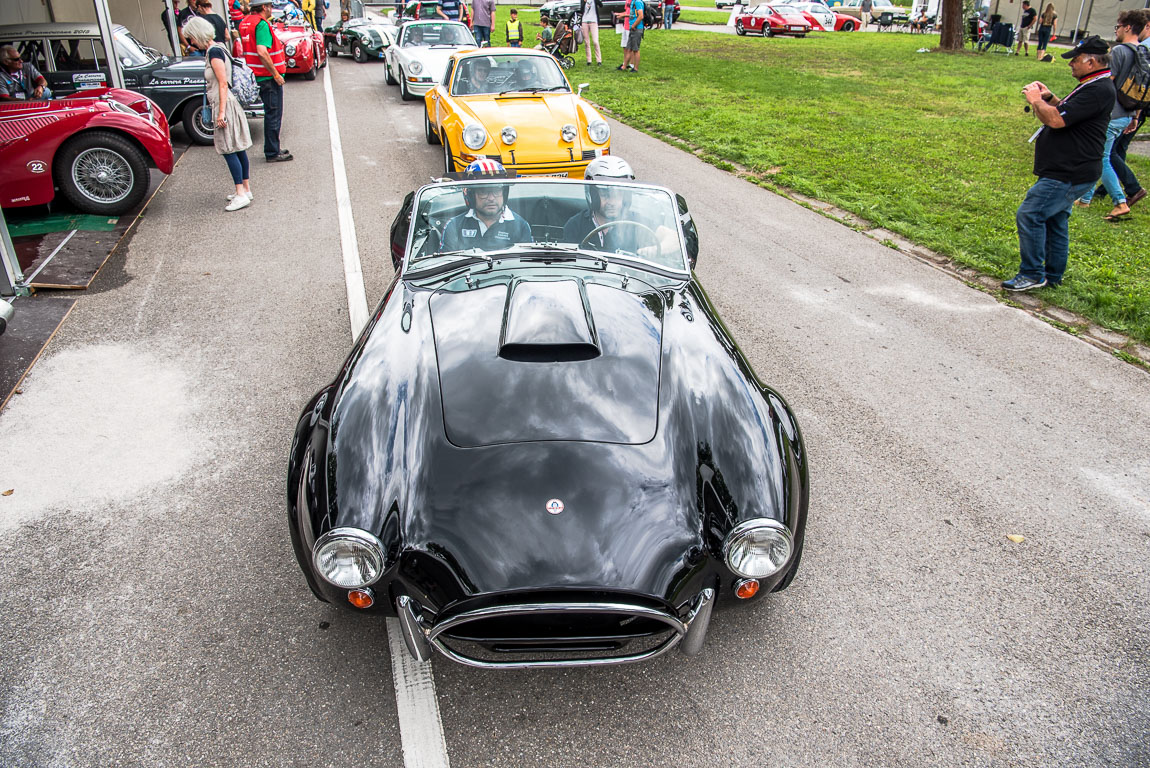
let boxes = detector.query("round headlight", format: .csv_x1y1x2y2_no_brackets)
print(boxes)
587,119,610,145
561,123,577,142
313,528,386,588
723,519,793,579
284,43,297,56
409,60,423,75
462,123,488,150
287,57,297,67
501,126,517,144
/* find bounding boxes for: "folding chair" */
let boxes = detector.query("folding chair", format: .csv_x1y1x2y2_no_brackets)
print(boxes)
876,11,893,31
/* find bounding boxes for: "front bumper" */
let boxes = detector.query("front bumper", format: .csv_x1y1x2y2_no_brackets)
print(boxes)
396,589,715,669
446,146,610,177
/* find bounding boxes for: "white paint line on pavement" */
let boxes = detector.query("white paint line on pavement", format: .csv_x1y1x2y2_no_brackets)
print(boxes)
23,229,76,284
322,63,451,768
322,65,370,337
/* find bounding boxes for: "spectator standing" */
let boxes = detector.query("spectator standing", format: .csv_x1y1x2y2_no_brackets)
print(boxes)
579,0,602,64
184,17,253,211
1072,18,1138,220
1091,11,1147,209
505,9,524,46
0,45,50,100
240,0,292,162
1015,1,1036,56
471,0,495,46
227,0,246,30
1035,3,1056,61
663,0,674,29
439,0,462,21
616,0,643,72
859,0,872,29
1004,36,1115,291
617,0,630,66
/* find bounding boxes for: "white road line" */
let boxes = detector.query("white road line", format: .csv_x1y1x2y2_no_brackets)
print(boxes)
322,63,452,768
322,64,370,337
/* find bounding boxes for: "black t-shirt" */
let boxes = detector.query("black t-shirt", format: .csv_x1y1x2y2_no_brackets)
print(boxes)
179,9,229,42
1033,77,1116,184
1020,7,1036,28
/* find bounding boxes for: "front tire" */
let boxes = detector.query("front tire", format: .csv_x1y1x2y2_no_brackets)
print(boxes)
425,108,440,144
842,20,854,30
443,135,455,173
326,38,337,57
353,42,367,62
181,100,214,145
304,51,318,80
735,20,745,34
385,59,398,85
54,131,150,215
399,68,415,100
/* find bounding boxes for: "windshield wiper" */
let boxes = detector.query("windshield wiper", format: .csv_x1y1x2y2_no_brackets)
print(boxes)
497,85,569,96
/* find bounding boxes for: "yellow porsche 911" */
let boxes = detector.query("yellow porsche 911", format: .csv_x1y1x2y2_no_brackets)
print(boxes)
424,48,612,177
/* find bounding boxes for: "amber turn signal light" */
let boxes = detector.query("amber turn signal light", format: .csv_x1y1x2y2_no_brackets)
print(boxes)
735,579,760,599
348,588,375,609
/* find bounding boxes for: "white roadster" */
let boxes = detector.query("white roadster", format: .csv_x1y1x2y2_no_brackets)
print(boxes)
385,20,477,101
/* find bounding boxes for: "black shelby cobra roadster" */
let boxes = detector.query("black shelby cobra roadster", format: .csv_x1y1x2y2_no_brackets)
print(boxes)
287,176,809,669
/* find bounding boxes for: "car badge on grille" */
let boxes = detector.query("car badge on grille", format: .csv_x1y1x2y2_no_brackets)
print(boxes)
546,498,564,515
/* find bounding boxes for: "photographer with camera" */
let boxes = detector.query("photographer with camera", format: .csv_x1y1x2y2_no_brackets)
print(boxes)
1003,36,1115,292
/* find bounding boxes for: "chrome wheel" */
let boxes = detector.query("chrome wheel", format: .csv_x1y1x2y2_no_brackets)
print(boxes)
71,147,134,205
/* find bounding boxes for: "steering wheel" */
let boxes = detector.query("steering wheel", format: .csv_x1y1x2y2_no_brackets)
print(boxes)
578,219,662,260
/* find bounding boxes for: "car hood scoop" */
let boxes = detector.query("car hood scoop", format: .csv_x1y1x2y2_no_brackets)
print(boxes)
430,278,663,447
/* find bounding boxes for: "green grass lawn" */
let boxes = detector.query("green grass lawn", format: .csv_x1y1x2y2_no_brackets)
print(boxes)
676,9,731,25
563,30,1150,344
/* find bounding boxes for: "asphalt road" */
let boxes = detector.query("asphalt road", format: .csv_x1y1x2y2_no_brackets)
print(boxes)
1,51,1148,768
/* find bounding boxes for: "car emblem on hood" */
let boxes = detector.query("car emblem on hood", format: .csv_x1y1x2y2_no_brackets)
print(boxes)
546,498,564,515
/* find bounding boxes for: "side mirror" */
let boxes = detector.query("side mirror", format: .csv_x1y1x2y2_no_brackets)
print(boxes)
676,194,699,269
577,82,589,96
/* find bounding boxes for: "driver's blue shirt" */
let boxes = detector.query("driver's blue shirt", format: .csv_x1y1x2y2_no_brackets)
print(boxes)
440,0,462,19
441,206,532,252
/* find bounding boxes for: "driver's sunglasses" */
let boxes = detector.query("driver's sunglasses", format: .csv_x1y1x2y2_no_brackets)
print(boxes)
473,189,503,198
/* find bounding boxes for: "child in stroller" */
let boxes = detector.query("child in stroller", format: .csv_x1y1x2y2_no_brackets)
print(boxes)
541,16,577,69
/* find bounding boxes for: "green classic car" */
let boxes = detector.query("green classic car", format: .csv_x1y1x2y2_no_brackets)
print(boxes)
323,17,397,62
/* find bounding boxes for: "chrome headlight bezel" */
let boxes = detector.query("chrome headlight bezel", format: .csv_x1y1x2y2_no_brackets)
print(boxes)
501,126,517,144
312,527,387,588
722,519,793,579
560,123,577,142
587,118,610,145
284,42,297,56
462,123,488,150
408,60,424,75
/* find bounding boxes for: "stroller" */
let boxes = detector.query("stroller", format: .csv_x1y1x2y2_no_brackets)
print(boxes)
543,18,577,69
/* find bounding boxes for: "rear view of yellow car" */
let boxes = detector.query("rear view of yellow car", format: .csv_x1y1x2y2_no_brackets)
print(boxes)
424,48,611,177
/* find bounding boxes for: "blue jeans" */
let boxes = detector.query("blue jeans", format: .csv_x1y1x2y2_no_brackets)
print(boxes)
473,25,491,45
224,150,250,184
1077,116,1131,204
258,79,284,159
664,9,672,28
1015,177,1093,283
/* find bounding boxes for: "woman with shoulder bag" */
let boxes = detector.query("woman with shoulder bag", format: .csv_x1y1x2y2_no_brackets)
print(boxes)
184,16,254,211
579,0,602,65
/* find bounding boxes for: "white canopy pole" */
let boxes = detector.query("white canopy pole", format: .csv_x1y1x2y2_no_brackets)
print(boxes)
1072,0,1086,40
93,0,125,88
164,0,180,56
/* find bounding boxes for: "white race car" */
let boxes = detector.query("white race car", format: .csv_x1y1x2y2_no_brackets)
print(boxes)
385,20,477,101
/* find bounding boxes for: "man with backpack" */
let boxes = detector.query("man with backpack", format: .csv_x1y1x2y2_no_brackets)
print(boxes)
615,0,644,73
1071,11,1147,220
1089,10,1149,210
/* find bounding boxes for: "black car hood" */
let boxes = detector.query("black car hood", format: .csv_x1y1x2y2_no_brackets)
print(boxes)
429,278,663,447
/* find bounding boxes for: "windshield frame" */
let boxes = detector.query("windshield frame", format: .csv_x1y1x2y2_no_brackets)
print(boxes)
112,27,157,67
449,51,570,97
401,178,692,278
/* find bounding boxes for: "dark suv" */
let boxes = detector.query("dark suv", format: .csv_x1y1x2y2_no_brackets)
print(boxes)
0,22,262,145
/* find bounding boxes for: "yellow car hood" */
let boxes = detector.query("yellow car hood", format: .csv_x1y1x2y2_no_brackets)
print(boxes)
460,93,586,155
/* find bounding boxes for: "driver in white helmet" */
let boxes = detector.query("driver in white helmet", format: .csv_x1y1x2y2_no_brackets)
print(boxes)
562,157,677,258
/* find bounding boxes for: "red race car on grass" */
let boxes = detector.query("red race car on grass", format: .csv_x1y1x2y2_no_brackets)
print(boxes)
0,88,174,216
735,4,812,36
782,1,859,30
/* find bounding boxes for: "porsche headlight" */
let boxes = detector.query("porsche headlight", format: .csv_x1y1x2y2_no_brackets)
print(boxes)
501,126,517,144
408,60,423,75
462,123,488,150
723,519,793,579
560,123,577,142
587,118,610,144
285,42,297,56
313,528,386,588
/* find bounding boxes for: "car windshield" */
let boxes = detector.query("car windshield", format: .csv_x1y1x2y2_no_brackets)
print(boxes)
112,28,156,67
451,54,569,96
407,180,688,273
403,23,473,46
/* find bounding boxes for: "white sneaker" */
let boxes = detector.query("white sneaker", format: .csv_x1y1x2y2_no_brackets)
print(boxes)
225,194,251,211
227,191,254,201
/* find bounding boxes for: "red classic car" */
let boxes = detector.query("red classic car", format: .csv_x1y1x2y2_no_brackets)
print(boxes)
231,9,327,80
735,4,812,36
0,88,174,215
781,1,859,29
